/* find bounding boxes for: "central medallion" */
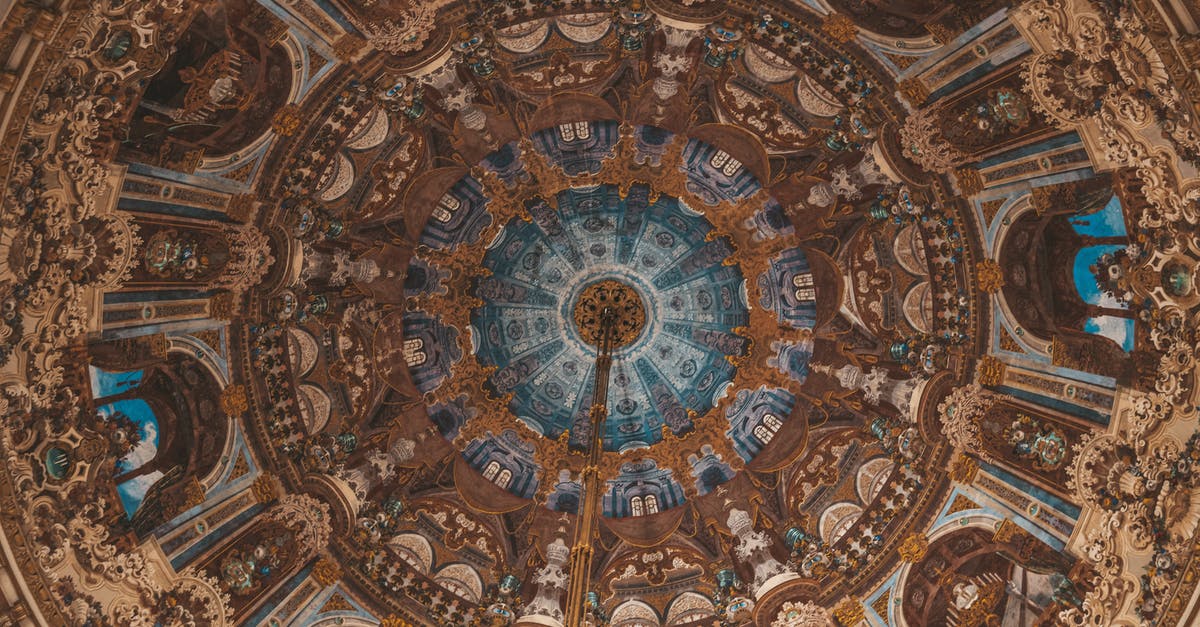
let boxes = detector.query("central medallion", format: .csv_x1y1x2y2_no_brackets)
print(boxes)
468,183,750,452
572,279,646,349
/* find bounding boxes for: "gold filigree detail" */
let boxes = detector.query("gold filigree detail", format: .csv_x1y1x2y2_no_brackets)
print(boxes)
271,104,304,137
998,327,1023,353
420,127,787,487
220,384,248,417
956,167,984,197
320,593,355,613
898,534,929,563
833,599,866,626
898,78,930,106
573,280,645,348
225,194,258,222
976,355,1006,387
947,493,980,515
312,557,343,587
251,473,278,503
209,292,237,321
822,14,860,43
333,33,367,61
949,455,979,484
975,260,1005,294
979,199,1005,225
870,592,892,624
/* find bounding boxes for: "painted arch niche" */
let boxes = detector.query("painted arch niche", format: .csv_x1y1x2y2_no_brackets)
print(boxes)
118,0,294,167
88,352,228,534
901,525,1078,626
997,178,1137,380
824,0,1005,38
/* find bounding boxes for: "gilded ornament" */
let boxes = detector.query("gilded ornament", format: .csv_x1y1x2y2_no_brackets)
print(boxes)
821,14,859,44
220,384,249,417
898,78,930,106
271,104,304,137
947,494,979,515
949,455,979,484
209,292,237,321
184,478,206,508
975,260,1005,294
573,280,646,348
976,355,1005,387
333,34,367,62
225,194,257,223
311,557,343,587
320,593,355,613
251,473,278,503
1029,182,1076,216
898,534,929,563
955,167,984,197
925,21,957,45
832,599,865,626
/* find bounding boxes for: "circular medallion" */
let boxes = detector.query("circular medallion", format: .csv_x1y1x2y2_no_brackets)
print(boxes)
573,279,646,349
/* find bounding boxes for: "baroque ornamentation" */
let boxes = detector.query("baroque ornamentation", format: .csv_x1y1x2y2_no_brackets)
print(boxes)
937,384,997,452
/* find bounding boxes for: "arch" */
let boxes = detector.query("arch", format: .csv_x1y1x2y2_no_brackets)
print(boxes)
665,592,716,625
495,468,513,489
344,106,391,151
117,0,297,165
94,353,229,532
287,327,320,377
818,501,863,545
168,335,231,388
856,457,895,504
902,281,934,335
893,224,930,276
389,533,434,574
318,153,356,202
297,383,332,434
433,563,484,602
753,412,784,445
527,91,620,134
611,599,660,626
993,184,1135,376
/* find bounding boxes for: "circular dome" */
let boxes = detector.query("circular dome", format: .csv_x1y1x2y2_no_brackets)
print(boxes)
400,123,816,513
469,184,748,452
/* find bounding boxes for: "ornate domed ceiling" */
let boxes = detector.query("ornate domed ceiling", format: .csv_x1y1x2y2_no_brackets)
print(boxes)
1,0,1199,626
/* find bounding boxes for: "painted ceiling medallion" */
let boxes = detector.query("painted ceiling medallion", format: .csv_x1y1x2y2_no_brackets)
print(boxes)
572,279,647,349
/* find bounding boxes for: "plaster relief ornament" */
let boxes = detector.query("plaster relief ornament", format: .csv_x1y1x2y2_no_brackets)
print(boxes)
813,362,923,421
523,537,569,621
727,508,792,593
937,383,997,452
344,0,450,55
773,601,834,627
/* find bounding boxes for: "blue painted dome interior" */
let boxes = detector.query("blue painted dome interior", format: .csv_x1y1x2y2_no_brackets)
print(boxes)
473,183,749,452
403,124,817,515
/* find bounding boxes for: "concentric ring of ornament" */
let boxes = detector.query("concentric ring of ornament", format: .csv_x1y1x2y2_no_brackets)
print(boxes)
397,122,819,516
475,184,747,453
573,279,646,349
